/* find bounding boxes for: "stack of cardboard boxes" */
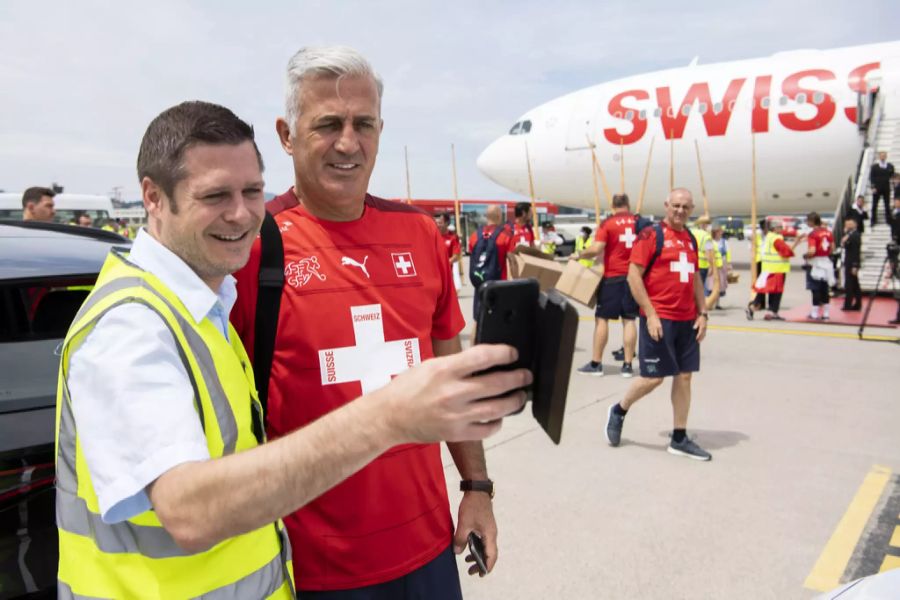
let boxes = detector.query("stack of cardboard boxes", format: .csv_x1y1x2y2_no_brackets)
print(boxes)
507,245,605,308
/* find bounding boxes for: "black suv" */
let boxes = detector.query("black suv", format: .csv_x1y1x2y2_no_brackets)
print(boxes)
0,220,128,599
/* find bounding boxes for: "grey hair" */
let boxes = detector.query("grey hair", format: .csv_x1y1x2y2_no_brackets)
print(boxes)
284,46,384,134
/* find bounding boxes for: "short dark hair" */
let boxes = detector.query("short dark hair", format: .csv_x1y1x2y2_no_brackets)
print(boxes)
581,226,592,237
22,186,55,208
137,101,264,203
514,202,531,218
612,193,630,209
436,212,451,224
807,211,822,226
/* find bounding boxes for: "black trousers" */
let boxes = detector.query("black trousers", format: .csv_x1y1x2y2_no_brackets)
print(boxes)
843,267,862,308
810,286,830,306
871,186,892,226
768,292,783,314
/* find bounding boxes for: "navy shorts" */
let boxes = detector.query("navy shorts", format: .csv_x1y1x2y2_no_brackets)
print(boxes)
297,544,462,600
638,317,700,378
594,276,638,320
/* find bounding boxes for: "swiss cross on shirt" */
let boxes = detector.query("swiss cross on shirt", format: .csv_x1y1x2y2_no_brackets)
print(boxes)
392,252,417,277
670,252,695,283
618,227,636,248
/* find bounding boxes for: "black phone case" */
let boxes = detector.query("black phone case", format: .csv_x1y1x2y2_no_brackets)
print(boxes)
475,279,539,376
532,289,578,445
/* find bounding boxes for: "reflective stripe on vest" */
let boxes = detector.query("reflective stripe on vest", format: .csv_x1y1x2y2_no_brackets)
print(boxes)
761,232,790,274
55,250,294,599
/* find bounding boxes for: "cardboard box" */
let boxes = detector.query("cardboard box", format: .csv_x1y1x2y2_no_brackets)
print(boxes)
507,244,555,280
512,254,565,291
555,260,604,308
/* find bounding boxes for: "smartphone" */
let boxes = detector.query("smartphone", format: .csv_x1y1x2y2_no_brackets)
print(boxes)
467,531,488,576
474,279,539,378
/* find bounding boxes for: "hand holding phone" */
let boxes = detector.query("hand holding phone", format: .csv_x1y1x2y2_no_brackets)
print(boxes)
466,531,488,576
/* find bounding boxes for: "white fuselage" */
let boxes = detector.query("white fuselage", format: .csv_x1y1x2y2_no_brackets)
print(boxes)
477,42,900,216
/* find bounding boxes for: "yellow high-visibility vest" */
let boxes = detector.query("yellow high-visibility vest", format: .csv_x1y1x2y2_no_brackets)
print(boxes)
574,235,593,267
761,231,790,274
55,250,294,599
692,228,715,269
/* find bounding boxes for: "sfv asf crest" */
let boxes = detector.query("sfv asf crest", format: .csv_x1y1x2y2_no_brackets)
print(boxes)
285,256,327,288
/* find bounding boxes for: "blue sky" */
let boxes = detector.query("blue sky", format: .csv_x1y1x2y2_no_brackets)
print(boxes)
0,0,896,201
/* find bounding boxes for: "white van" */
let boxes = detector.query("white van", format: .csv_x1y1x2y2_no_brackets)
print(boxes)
0,192,115,224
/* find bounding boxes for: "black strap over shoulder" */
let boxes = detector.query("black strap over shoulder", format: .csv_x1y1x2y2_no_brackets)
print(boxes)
253,210,284,417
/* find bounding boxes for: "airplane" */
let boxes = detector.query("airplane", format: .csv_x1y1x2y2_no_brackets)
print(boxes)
477,41,900,217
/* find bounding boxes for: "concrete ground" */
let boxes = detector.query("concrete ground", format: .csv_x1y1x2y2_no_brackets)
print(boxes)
442,252,900,600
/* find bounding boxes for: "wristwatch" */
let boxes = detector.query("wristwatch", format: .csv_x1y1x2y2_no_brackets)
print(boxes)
460,479,494,499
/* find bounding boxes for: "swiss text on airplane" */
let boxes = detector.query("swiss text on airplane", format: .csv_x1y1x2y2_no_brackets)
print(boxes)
603,62,879,145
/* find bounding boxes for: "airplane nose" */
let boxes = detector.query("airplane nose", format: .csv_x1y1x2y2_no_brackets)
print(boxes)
476,136,528,194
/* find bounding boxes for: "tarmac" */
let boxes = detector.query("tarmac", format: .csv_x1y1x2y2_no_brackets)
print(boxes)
442,243,900,600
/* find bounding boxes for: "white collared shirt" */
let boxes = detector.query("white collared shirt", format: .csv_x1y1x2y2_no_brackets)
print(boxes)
68,229,237,523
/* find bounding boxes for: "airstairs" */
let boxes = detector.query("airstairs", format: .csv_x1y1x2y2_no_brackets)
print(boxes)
840,76,899,293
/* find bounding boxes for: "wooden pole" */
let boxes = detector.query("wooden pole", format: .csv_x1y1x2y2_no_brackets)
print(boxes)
588,145,614,211
637,136,655,215
693,139,720,310
450,143,465,285
404,145,412,204
669,130,675,191
525,142,539,243
585,135,602,226
619,138,625,195
694,139,710,218
750,133,760,299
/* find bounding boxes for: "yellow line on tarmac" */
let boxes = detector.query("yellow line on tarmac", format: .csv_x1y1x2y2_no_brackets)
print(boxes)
576,316,898,342
804,465,893,592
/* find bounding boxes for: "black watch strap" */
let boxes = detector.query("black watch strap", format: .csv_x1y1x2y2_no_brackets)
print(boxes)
460,479,494,498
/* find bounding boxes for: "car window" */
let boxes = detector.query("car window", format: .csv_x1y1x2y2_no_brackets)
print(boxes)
0,278,94,342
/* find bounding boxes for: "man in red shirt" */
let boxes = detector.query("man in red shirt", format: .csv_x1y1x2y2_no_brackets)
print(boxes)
571,193,638,378
231,46,509,598
604,189,712,461
436,212,462,289
804,211,835,320
468,205,512,319
508,202,535,250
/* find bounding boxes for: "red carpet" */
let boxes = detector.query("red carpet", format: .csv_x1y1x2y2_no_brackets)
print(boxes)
781,297,899,328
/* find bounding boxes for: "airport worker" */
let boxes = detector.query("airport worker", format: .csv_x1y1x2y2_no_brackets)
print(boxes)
849,195,868,234
509,201,535,248
539,221,563,255
574,226,594,268
230,46,512,598
746,218,768,318
710,224,730,308
572,193,638,378
869,151,894,227
690,215,717,292
841,216,863,311
21,186,56,222
75,212,93,227
57,100,529,599
437,212,463,288
804,211,835,320
604,188,712,460
747,219,801,321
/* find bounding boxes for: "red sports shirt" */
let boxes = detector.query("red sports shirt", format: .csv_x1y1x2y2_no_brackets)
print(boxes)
508,222,535,251
441,230,461,260
595,213,637,277
630,222,699,321
231,189,465,590
468,224,512,279
808,226,834,257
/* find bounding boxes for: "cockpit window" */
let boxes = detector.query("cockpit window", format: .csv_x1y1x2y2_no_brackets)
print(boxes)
509,120,532,135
